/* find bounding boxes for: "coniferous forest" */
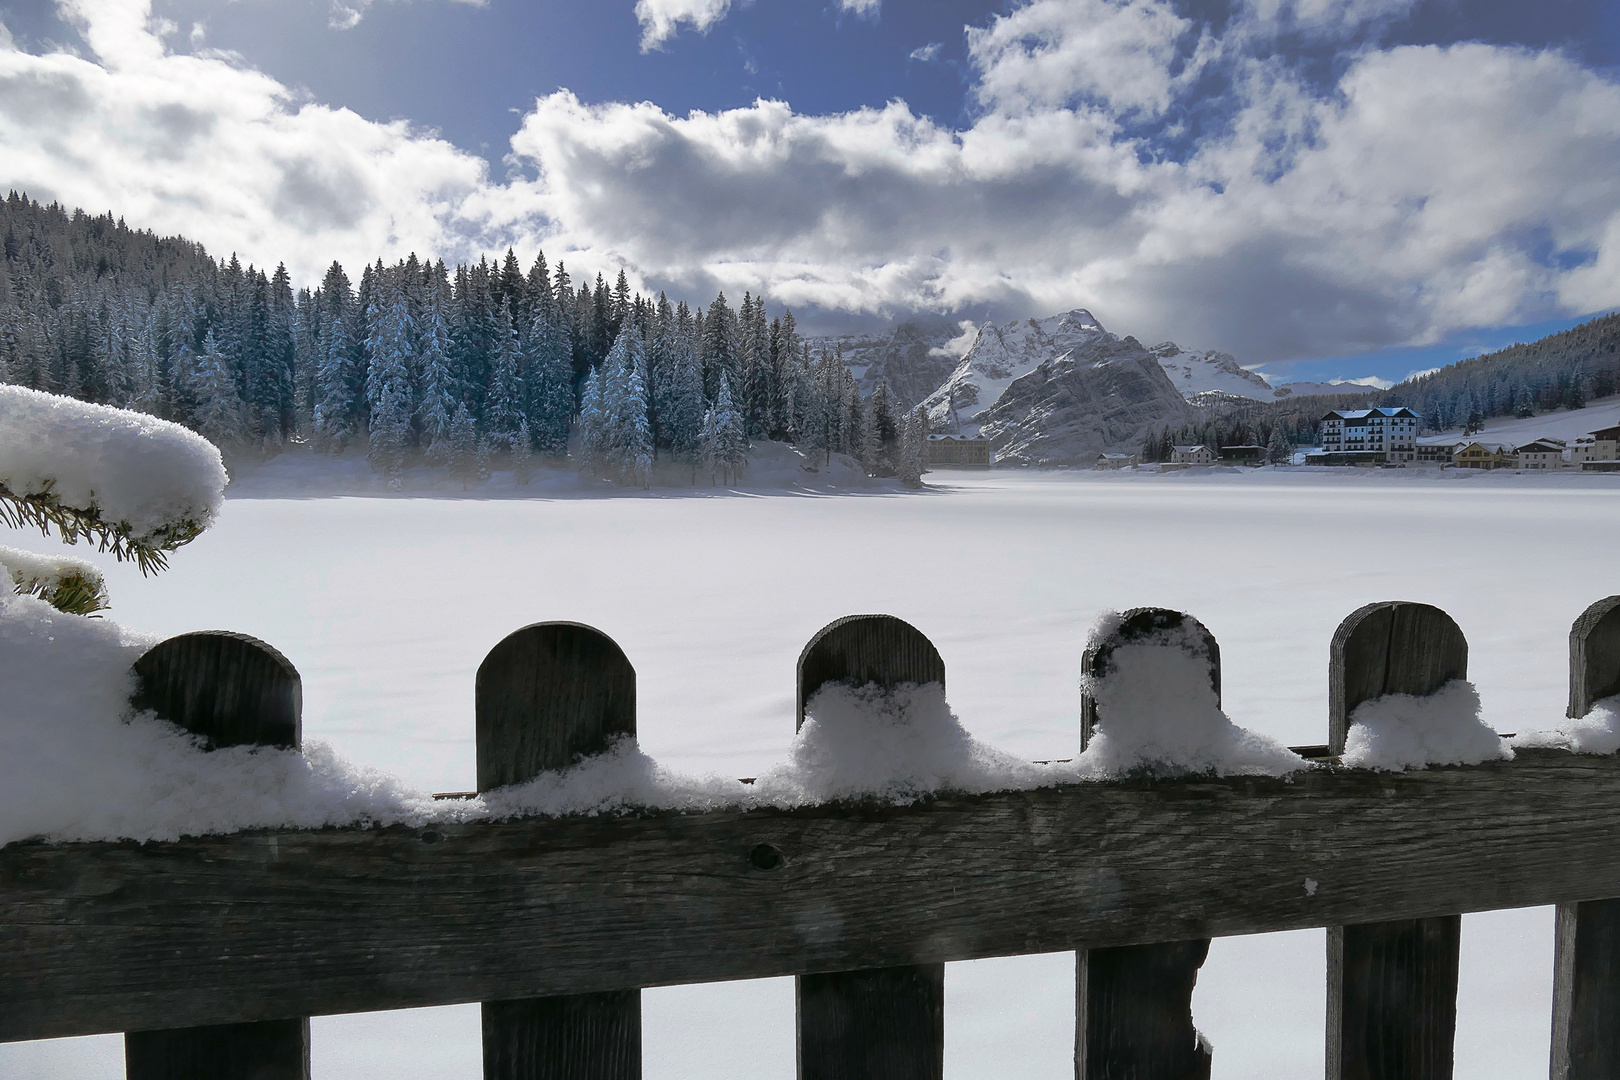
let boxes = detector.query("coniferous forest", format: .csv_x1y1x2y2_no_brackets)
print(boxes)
0,194,927,488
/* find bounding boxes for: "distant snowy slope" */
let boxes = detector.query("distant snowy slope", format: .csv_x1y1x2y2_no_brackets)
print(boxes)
1151,343,1274,402
1270,378,1384,399
1426,396,1620,445
807,316,967,408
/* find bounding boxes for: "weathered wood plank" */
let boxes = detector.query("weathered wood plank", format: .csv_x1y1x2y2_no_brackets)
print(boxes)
11,749,1620,1043
1327,601,1467,1080
476,623,641,1080
124,1019,309,1080
123,632,310,1079
796,614,945,1080
1552,596,1620,1080
1077,608,1216,1080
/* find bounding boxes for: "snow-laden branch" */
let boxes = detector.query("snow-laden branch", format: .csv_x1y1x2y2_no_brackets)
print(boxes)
0,387,227,574
0,545,109,615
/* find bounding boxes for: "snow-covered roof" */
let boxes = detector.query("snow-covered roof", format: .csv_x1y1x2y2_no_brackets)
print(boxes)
1515,439,1567,452
1322,407,1419,421
927,434,987,442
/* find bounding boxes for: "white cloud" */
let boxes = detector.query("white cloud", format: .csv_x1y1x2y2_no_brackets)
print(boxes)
908,42,942,63
838,0,881,17
636,0,878,51
0,0,540,285
326,0,487,32
634,0,743,51
2,0,1618,364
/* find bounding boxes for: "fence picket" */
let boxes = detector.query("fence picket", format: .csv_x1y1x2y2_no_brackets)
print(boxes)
1328,602,1467,1080
476,622,641,1080
1077,608,1217,1080
1551,595,1620,1080
795,615,946,1080
122,631,309,1080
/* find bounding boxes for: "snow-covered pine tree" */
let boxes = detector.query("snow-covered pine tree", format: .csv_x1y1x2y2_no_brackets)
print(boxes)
576,366,607,478
897,405,930,488
1266,425,1291,465
511,419,533,485
447,403,482,489
485,306,524,441
700,292,736,401
365,289,414,485
524,292,574,457
609,338,653,488
192,331,244,449
699,373,748,485
417,292,456,464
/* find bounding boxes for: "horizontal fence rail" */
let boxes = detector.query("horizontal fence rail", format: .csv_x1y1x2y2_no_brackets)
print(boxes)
2,596,1619,1080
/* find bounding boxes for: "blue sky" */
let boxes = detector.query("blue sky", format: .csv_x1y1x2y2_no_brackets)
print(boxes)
1,0,1617,383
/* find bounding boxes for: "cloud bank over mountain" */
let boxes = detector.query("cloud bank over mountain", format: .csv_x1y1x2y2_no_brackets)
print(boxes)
1,0,1616,364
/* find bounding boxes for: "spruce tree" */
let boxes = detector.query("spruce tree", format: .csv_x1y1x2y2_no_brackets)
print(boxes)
192,331,244,449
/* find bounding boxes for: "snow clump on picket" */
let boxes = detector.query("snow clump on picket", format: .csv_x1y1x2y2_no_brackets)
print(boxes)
0,586,448,846
0,385,227,553
1509,696,1620,756
1339,680,1511,770
751,682,1047,805
1074,615,1307,778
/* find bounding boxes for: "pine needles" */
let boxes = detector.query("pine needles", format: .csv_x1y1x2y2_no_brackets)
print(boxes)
0,482,205,576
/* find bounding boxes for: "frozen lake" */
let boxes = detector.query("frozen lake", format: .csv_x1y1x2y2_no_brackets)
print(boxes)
7,467,1618,1079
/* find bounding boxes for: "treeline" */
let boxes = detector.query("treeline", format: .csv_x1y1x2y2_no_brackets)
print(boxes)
0,193,930,487
1139,412,1318,463
1371,313,1620,432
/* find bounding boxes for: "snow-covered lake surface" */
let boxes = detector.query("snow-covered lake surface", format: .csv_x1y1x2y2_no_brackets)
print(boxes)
8,466,1618,1079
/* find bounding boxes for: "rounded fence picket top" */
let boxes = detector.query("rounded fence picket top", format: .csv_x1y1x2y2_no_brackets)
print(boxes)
796,614,945,730
475,621,636,793
1570,595,1620,718
1080,607,1220,749
1329,601,1467,755
130,630,301,751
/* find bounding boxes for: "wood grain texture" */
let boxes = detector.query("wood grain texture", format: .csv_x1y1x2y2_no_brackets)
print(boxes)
124,632,309,1079
1077,608,1217,1079
16,749,1620,1043
796,614,945,730
476,623,636,792
796,614,945,1080
1328,602,1466,757
482,994,640,1080
124,1019,309,1080
1327,601,1467,1080
1078,941,1210,1080
476,623,640,1080
130,632,301,751
798,967,944,1080
1552,596,1620,1080
1569,596,1620,719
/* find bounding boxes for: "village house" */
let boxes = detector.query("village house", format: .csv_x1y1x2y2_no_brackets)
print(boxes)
1320,407,1420,462
1171,444,1217,466
1514,438,1566,470
1453,442,1512,470
1218,445,1265,464
1415,438,1460,465
1095,452,1138,470
926,434,992,468
1572,426,1620,471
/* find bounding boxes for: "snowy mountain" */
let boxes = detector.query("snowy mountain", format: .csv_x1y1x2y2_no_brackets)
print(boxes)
1268,379,1383,399
920,310,1116,433
1151,343,1274,401
976,336,1195,465
808,315,967,409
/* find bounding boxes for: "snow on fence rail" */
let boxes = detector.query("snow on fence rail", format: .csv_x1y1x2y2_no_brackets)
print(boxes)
4,597,1620,1080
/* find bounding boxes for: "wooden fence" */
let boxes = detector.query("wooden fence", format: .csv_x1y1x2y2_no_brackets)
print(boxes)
4,595,1620,1080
